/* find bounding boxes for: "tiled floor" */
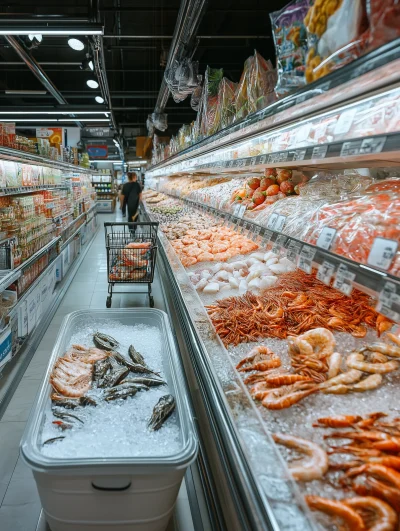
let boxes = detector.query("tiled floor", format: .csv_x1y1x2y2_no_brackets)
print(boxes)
0,212,195,531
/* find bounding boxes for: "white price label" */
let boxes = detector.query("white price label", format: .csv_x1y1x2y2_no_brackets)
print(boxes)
312,145,328,159
241,221,248,235
316,227,337,251
251,224,262,242
237,204,247,219
295,123,311,145
233,203,242,217
267,213,279,230
317,260,335,286
275,214,287,232
298,245,317,274
334,108,357,135
360,136,386,155
333,264,356,296
367,237,398,270
293,149,307,161
261,229,273,248
286,241,302,263
376,281,400,321
272,235,288,255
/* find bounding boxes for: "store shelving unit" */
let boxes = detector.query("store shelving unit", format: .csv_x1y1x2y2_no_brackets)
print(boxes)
144,42,400,531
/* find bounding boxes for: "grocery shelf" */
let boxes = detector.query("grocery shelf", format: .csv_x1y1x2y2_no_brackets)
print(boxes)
0,269,21,294
0,146,95,174
0,184,69,197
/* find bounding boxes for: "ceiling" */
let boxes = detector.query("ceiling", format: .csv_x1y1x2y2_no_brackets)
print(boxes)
0,0,288,157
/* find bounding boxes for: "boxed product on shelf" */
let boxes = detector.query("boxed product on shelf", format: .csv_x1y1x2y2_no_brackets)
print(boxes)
0,326,12,370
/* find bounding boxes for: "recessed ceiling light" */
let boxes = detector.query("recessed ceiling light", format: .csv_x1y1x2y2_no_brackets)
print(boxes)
80,57,94,71
87,79,99,89
95,96,104,103
28,33,42,43
68,38,85,51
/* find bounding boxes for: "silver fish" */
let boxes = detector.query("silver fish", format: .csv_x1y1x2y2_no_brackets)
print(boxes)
148,395,175,431
93,358,111,383
120,376,166,387
116,351,160,377
51,395,97,408
43,436,65,445
52,407,84,424
128,345,147,367
104,384,139,401
100,357,129,388
93,332,119,351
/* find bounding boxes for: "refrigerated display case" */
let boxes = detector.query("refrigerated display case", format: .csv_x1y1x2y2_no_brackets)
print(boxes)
143,43,400,530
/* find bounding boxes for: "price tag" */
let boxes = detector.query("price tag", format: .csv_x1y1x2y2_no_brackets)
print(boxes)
376,281,400,321
251,224,262,242
286,241,302,263
312,145,328,159
261,229,273,248
360,136,386,155
293,149,307,161
274,214,287,232
240,221,248,235
367,237,398,270
317,260,335,286
267,212,279,230
272,234,288,255
233,203,242,217
295,123,311,145
237,204,247,219
298,245,317,274
316,227,337,251
334,108,357,135
333,264,356,296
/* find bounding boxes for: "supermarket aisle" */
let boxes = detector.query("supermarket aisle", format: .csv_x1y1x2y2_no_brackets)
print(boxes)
0,212,194,531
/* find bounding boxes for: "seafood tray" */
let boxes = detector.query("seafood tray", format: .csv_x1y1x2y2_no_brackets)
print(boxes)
21,309,198,531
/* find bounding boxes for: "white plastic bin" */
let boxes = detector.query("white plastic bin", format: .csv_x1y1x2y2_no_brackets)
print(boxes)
21,309,198,531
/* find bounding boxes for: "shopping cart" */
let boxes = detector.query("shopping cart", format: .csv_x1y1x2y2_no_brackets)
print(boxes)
104,222,159,308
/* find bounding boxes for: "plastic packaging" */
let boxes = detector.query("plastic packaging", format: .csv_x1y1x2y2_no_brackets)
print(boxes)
366,0,400,52
270,0,310,97
195,67,224,138
298,171,374,200
248,52,277,114
210,77,237,135
304,0,367,83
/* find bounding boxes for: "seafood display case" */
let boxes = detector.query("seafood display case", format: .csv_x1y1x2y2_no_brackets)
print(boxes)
142,40,400,531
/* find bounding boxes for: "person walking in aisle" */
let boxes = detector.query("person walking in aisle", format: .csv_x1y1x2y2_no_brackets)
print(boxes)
120,171,142,224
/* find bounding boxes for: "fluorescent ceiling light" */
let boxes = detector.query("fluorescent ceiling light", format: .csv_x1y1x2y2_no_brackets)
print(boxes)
0,118,110,122
5,90,47,95
0,29,103,36
68,38,85,51
28,33,42,43
95,96,104,104
0,111,109,115
86,79,99,89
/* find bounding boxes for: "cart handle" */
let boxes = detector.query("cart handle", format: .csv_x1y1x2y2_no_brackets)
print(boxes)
91,481,131,492
104,222,159,227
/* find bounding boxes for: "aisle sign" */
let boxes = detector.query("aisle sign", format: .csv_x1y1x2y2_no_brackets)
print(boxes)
333,264,356,296
317,260,335,285
317,227,337,250
367,237,398,270
376,281,400,321
286,241,302,263
298,245,316,274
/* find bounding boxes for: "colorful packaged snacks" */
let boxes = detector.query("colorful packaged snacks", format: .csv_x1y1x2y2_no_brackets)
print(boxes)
270,0,310,97
304,0,368,83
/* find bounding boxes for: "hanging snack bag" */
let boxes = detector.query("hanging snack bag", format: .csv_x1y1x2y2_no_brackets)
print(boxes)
234,56,253,122
248,51,277,113
270,0,310,97
304,0,368,84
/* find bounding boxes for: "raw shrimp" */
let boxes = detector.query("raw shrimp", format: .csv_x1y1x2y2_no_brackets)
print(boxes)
50,373,92,398
364,343,400,358
287,336,313,356
272,433,328,481
351,374,383,392
236,346,281,372
353,477,400,513
328,352,342,379
263,374,313,386
250,381,272,400
297,328,335,357
346,352,398,374
348,464,400,490
344,497,397,531
319,370,363,389
261,381,317,410
243,369,278,385
306,496,366,530
386,333,400,347
313,415,362,428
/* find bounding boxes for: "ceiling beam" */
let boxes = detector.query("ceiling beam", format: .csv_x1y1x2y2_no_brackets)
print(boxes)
103,35,270,39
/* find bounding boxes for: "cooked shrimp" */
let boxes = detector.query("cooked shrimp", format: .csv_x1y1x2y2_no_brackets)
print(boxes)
262,381,317,410
50,373,91,398
346,352,398,374
250,381,272,400
264,374,313,386
272,433,328,481
353,477,400,513
319,369,363,389
348,464,400,491
243,369,278,385
236,346,281,372
351,374,383,392
328,352,342,379
287,336,313,356
344,497,397,531
313,415,362,428
369,456,400,471
364,342,400,358
297,328,335,357
306,496,366,531
386,332,400,347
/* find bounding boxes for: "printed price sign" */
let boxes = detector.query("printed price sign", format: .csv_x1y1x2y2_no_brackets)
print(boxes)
251,224,262,242
298,245,317,274
316,227,337,251
286,241,302,263
367,237,398,270
272,234,288,255
312,145,328,159
267,212,279,230
317,260,335,286
333,264,356,296
241,221,249,235
293,149,307,161
237,204,247,219
376,281,400,322
275,214,287,232
261,229,273,248
233,203,242,217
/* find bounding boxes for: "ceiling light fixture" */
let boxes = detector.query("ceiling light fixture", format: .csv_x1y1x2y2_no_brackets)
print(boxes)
0,111,108,115
80,56,94,71
0,27,103,36
86,79,99,89
68,38,85,51
5,90,47,95
0,118,110,122
95,96,104,104
28,33,42,43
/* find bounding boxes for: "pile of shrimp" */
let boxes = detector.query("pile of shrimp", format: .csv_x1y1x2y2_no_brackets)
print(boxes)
237,332,400,410
50,345,109,398
171,226,259,267
206,270,392,346
272,415,400,530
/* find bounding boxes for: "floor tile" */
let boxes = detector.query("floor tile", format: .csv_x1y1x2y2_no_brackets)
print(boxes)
2,379,42,422
0,422,25,504
0,476,41,531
